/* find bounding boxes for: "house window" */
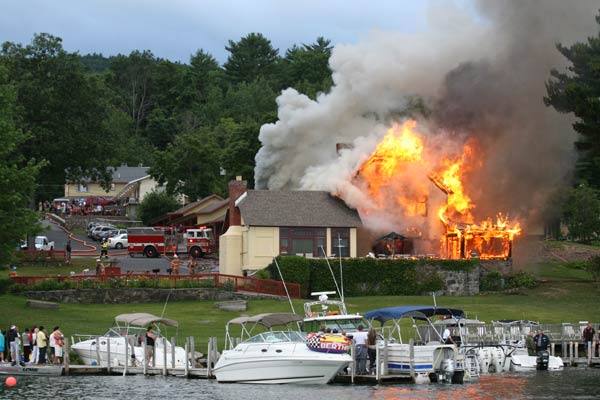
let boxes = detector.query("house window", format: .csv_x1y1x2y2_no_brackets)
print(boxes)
280,227,326,257
78,183,88,192
331,228,350,257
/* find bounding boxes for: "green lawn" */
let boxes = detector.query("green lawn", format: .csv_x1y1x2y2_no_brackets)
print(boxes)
0,259,98,278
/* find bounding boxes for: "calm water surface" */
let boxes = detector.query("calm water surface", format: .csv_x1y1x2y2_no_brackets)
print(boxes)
1,368,599,399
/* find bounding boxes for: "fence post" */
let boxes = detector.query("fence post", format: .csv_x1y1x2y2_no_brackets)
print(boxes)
64,338,70,376
206,337,212,377
171,337,176,368
184,339,189,378
190,336,196,368
106,338,111,374
163,338,167,375
95,336,101,367
143,340,147,375
123,337,128,375
409,338,415,381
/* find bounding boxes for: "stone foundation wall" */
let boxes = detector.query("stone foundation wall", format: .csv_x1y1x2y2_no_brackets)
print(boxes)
24,288,286,304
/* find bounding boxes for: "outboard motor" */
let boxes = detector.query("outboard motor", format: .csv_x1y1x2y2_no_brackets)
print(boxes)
536,350,549,370
439,358,455,382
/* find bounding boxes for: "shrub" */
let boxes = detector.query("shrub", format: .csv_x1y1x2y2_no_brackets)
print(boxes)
480,270,503,291
505,271,538,289
222,279,235,292
586,255,600,283
0,278,15,295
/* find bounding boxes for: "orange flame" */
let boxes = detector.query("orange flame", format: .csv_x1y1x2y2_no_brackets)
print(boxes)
357,119,521,259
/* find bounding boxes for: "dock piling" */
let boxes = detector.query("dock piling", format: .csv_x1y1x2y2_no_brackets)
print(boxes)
106,338,111,374
184,339,189,378
163,339,167,375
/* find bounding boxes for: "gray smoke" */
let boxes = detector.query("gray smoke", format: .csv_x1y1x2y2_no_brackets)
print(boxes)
254,0,599,237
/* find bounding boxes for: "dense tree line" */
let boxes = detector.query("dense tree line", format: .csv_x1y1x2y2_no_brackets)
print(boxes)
0,32,333,255
0,32,333,203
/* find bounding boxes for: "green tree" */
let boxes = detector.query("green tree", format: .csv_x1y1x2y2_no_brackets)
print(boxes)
223,33,280,86
150,129,224,200
563,185,600,242
106,50,157,132
0,66,45,264
136,190,181,226
0,33,123,199
282,37,333,98
545,13,600,188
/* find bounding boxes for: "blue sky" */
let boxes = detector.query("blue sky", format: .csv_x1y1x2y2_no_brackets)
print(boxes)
0,0,435,63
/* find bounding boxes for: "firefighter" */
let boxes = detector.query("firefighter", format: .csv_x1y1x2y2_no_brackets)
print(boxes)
171,254,180,275
188,257,197,275
100,238,109,259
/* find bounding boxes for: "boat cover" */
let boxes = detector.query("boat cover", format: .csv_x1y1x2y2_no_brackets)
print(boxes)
115,313,179,327
226,313,303,328
364,306,464,324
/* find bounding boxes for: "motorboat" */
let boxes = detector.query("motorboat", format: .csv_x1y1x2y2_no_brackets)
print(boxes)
0,363,63,376
71,313,190,368
213,313,352,384
364,306,468,383
301,291,367,334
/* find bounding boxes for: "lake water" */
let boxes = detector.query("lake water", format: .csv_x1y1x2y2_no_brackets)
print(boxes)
1,368,599,399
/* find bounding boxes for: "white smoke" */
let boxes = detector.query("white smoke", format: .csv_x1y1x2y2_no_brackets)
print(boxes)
255,0,599,238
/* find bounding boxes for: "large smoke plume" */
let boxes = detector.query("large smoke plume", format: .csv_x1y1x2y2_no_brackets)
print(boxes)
255,0,599,241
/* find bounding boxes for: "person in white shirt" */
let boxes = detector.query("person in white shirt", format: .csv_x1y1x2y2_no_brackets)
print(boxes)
442,325,455,345
352,325,369,375
49,327,57,363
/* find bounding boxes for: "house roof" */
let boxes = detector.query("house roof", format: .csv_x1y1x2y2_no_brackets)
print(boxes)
196,198,228,215
168,194,224,217
109,165,150,183
237,190,362,228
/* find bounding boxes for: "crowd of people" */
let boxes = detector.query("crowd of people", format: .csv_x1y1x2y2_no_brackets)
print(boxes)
0,325,65,366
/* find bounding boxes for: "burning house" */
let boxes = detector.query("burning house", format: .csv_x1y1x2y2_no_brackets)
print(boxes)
352,120,521,260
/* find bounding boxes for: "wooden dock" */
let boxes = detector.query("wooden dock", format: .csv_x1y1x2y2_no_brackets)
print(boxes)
65,365,211,378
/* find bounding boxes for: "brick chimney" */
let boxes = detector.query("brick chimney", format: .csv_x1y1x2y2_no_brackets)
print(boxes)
228,176,247,226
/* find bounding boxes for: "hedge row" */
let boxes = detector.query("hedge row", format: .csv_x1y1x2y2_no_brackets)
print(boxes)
266,256,477,297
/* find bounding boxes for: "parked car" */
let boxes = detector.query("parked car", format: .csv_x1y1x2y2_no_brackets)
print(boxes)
34,236,54,251
91,225,116,241
108,229,127,238
97,228,119,241
108,233,128,249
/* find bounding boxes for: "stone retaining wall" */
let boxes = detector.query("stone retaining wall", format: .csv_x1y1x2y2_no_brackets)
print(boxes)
24,288,287,304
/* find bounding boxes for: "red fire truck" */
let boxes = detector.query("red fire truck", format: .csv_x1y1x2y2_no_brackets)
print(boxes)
127,226,215,258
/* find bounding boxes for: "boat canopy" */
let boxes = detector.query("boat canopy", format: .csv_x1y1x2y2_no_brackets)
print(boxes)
115,313,179,328
364,306,465,324
226,313,303,329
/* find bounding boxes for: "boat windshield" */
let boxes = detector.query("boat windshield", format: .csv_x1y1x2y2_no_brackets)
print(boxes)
243,331,306,344
302,317,366,333
103,326,157,337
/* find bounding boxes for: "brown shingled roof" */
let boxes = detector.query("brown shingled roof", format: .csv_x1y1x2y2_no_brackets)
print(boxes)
237,190,362,227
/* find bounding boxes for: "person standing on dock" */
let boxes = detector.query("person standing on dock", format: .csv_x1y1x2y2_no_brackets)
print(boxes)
7,325,20,365
534,329,550,351
526,330,536,356
30,326,39,363
22,327,31,363
145,327,156,367
353,325,369,375
37,326,48,364
367,327,378,375
0,329,5,363
582,323,595,344
53,327,64,365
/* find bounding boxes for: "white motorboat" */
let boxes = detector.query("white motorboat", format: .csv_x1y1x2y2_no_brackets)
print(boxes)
508,348,564,371
71,313,190,368
213,313,352,384
364,306,468,383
